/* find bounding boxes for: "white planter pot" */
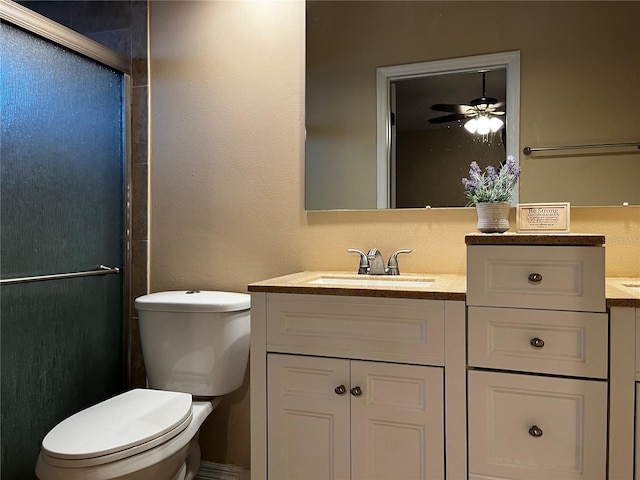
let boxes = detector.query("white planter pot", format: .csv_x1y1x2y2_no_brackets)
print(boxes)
475,202,511,233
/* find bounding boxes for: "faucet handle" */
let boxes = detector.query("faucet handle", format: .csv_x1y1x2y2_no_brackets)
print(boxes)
347,249,370,275
386,249,412,275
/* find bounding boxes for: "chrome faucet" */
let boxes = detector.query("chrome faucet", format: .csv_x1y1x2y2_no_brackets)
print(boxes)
367,248,386,275
347,248,412,275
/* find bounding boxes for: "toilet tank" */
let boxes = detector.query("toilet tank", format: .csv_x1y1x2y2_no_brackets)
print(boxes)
134,290,250,397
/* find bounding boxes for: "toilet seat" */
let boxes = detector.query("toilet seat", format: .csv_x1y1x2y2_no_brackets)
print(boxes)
36,400,216,480
41,389,192,468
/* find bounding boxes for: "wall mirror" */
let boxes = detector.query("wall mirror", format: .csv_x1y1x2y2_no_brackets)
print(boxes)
305,1,640,211
305,3,519,211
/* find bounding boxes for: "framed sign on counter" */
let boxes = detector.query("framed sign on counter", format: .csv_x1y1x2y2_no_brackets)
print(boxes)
516,203,570,233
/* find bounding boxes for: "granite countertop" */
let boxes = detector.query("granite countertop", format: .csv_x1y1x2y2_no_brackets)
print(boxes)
606,278,640,307
248,271,466,301
249,271,640,307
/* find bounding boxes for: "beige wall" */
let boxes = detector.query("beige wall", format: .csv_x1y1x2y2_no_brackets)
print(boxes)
149,0,640,468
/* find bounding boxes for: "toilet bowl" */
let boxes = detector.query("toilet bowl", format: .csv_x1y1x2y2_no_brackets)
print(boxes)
36,390,218,480
36,291,250,480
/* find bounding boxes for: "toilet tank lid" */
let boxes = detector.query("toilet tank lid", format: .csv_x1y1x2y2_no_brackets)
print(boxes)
41,389,192,460
135,290,250,313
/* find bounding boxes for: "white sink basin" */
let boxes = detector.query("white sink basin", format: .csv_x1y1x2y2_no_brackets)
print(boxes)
307,276,436,288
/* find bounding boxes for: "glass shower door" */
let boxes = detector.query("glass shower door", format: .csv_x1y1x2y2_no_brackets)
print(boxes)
1,21,126,478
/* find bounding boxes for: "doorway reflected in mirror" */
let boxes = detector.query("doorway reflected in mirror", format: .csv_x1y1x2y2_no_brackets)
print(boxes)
390,70,507,208
374,53,520,209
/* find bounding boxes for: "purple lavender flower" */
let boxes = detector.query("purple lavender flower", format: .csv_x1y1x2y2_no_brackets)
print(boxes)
503,156,521,186
461,157,521,206
462,178,475,191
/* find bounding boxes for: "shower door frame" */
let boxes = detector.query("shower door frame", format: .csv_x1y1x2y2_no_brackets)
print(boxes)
0,0,133,383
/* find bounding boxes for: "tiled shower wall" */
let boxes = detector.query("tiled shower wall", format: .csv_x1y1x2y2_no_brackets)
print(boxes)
17,0,149,388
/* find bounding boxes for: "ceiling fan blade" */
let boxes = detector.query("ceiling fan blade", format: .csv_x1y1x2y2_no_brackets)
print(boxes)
430,103,471,114
428,113,467,124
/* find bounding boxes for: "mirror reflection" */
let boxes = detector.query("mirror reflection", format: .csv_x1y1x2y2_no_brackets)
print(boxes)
305,1,640,211
373,53,519,209
390,70,506,208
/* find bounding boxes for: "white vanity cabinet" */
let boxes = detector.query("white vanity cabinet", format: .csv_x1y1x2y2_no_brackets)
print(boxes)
612,305,640,480
250,290,467,480
466,240,608,480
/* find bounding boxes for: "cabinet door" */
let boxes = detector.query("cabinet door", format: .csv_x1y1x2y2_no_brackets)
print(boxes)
468,370,607,480
351,361,444,480
267,354,350,480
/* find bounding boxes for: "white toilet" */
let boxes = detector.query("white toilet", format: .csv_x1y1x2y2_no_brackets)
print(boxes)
35,290,251,480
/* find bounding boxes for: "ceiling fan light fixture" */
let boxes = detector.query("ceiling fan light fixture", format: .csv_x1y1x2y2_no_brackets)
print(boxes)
476,115,491,135
465,114,503,135
464,118,478,133
489,116,504,132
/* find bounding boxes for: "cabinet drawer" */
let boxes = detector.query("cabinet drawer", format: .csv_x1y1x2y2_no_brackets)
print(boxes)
266,293,445,365
467,245,605,312
468,306,608,379
468,370,607,480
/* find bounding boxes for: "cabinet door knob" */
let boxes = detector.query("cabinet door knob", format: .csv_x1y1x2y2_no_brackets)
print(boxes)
350,386,363,397
528,425,543,437
530,337,545,348
334,385,347,395
528,273,543,283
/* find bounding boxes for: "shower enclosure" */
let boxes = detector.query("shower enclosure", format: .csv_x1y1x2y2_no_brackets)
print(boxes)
1,4,130,478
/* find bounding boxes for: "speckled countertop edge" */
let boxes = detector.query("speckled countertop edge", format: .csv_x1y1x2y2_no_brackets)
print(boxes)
465,233,606,246
248,271,640,307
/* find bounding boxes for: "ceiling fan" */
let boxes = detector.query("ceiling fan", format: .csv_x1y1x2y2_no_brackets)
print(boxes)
428,71,505,127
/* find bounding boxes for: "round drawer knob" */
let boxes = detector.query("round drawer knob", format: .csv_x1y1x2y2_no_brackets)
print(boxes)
528,273,543,283
530,337,545,348
350,386,363,397
528,425,543,437
334,385,347,395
